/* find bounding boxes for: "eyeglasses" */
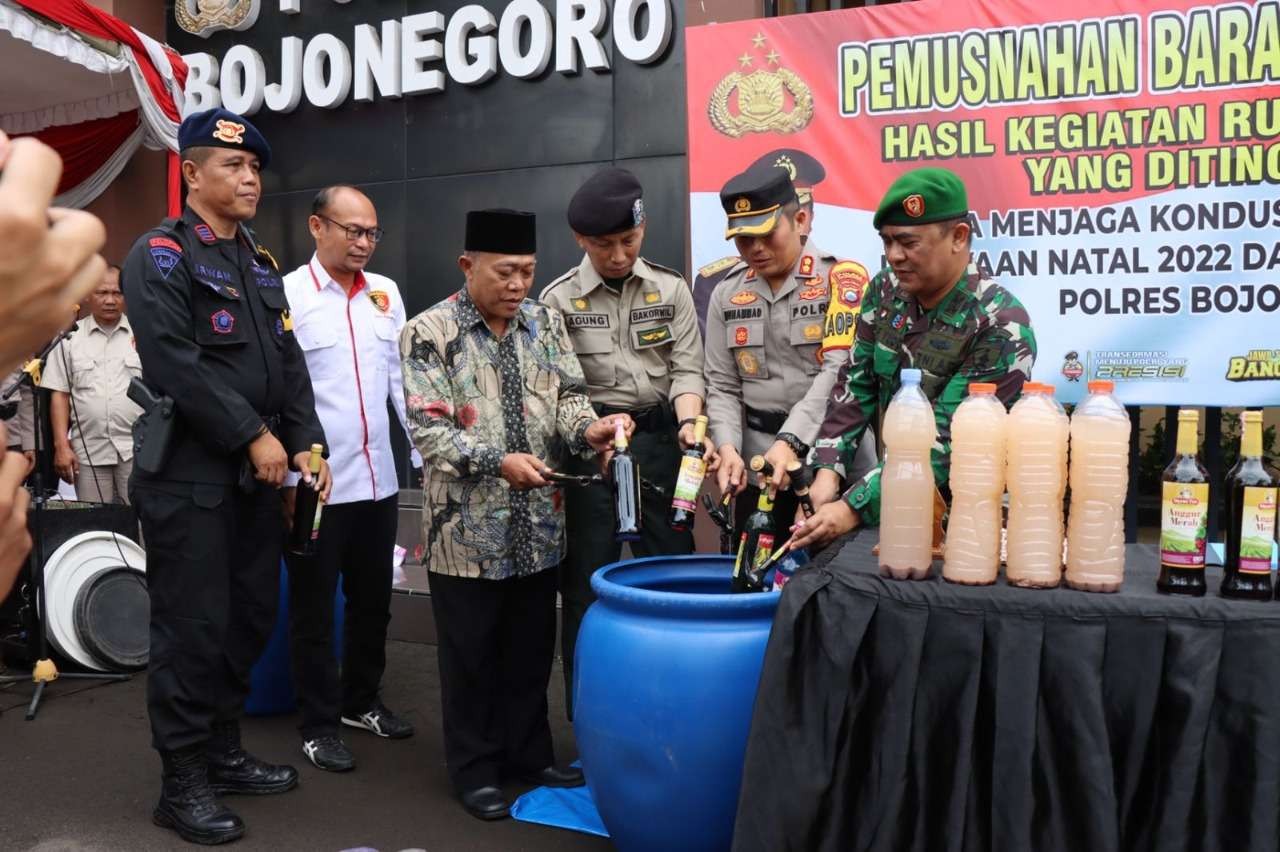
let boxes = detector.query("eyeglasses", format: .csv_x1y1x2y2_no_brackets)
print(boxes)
317,214,385,243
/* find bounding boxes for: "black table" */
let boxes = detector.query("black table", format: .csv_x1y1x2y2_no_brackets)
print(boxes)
733,535,1280,852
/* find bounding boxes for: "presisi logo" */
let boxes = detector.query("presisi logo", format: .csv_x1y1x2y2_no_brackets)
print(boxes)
1226,349,1280,382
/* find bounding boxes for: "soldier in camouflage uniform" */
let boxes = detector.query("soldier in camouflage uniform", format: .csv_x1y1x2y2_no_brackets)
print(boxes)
792,167,1037,550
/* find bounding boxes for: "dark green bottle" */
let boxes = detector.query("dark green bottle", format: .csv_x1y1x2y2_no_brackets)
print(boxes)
732,489,776,593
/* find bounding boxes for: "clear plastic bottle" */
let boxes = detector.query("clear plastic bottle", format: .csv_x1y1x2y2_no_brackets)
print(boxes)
943,383,1007,585
1005,383,1066,588
879,368,937,580
1065,380,1131,592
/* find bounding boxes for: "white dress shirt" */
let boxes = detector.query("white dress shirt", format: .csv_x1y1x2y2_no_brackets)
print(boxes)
283,255,419,505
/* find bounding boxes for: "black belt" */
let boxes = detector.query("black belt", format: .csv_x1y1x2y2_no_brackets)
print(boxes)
597,404,672,433
744,406,788,435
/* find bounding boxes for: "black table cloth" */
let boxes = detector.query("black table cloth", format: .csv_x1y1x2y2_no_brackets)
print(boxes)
733,535,1280,852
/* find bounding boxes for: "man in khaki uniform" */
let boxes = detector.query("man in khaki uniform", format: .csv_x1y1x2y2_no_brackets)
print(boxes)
704,168,877,538
541,167,713,717
41,265,142,503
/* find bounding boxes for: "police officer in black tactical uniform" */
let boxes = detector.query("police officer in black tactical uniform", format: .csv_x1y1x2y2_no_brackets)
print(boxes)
121,108,331,846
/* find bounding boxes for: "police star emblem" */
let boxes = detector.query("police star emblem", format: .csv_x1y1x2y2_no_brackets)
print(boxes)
212,119,245,145
709,37,814,138
903,193,926,218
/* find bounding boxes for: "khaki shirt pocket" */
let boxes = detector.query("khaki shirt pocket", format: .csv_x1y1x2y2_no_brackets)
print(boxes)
789,320,824,376
725,321,768,380
572,330,616,387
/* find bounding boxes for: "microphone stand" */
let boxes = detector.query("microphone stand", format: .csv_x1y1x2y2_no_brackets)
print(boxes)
0,327,131,721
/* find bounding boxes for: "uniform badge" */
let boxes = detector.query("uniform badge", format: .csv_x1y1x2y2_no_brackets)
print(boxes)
632,198,646,227
635,325,672,347
797,285,826,301
735,326,749,346
211,309,235,335
282,310,294,332
698,256,738,279
729,290,758,306
891,314,906,330
149,236,182,253
736,350,760,376
572,297,589,311
149,246,181,280
903,193,926,218
803,323,823,341
193,223,217,244
799,256,814,276
256,245,280,272
369,290,391,312
831,261,870,308
224,286,239,298
745,268,757,281
734,197,752,213
644,291,660,304
212,119,245,145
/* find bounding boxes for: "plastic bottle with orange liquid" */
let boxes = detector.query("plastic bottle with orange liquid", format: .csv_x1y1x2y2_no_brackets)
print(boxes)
879,368,937,580
942,382,1007,585
1065,380,1131,592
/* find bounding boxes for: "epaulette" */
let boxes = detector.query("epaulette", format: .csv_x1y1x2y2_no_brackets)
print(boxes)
697,255,740,279
643,258,687,281
539,267,578,298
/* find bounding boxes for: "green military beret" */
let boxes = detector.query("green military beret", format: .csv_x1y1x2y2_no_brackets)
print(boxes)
873,167,968,229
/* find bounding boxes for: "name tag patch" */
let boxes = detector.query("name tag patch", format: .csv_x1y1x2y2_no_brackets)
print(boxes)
196,263,233,282
630,305,674,323
566,313,611,329
792,302,823,319
635,324,672,347
723,306,764,321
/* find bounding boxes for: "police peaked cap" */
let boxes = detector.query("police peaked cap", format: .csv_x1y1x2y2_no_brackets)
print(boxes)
178,108,272,169
567,168,646,237
874,167,969,229
719,168,797,239
746,148,826,205
465,209,537,255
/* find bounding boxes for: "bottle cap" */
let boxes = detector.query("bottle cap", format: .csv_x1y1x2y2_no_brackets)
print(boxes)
1038,381,1057,396
900,368,922,384
1242,410,1263,424
967,382,996,395
1177,409,1199,422
1023,382,1044,393
1086,380,1114,393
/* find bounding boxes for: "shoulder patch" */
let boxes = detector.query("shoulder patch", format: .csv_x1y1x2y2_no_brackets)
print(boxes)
698,256,739,279
149,237,182,253
831,260,871,309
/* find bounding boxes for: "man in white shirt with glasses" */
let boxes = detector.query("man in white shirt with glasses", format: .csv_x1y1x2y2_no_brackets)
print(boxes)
282,185,420,772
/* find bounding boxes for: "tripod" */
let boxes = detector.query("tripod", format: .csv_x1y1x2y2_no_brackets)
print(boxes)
0,332,131,720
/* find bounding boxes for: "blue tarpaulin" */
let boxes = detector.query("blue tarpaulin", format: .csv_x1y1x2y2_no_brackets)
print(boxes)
510,773,609,838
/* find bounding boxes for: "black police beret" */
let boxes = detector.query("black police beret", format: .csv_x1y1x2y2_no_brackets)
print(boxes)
567,168,646,237
178,108,271,169
465,209,537,255
746,148,826,204
719,168,797,239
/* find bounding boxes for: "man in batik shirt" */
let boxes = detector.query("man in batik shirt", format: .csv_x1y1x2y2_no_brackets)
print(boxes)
399,209,630,822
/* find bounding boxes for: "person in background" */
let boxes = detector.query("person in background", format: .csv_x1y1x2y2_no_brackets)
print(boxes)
41,265,142,504
2,364,35,472
791,167,1036,551
121,108,330,846
282,185,419,773
401,209,630,822
540,167,714,719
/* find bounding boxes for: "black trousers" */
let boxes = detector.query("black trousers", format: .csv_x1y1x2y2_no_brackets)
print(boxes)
285,495,398,738
132,480,282,753
429,568,558,793
734,484,800,552
558,424,693,716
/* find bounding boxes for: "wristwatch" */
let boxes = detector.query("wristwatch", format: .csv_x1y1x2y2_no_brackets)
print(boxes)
678,417,699,430
776,431,809,459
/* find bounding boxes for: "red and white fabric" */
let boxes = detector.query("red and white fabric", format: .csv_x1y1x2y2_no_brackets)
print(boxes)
0,0,188,213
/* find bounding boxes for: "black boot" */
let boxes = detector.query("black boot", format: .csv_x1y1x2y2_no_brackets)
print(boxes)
206,720,299,796
154,746,245,845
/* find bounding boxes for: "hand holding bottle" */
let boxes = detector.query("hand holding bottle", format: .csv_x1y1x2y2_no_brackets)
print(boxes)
500,453,552,489
760,440,798,496
716,444,747,496
291,450,332,502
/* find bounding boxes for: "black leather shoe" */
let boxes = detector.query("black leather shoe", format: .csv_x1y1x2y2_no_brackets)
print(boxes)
520,765,585,788
154,746,245,845
302,735,356,772
206,720,299,795
341,700,415,739
459,786,511,821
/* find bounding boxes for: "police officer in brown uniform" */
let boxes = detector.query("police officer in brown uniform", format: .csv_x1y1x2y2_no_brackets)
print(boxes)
704,168,876,537
541,168,714,716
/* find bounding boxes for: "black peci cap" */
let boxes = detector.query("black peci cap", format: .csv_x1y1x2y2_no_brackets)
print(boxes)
719,168,797,239
178,108,271,168
465,209,537,255
567,168,646,236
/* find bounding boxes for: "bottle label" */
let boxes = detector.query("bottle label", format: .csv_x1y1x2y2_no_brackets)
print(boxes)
734,533,749,578
310,497,324,542
1159,482,1208,568
671,457,707,511
752,533,775,571
1239,486,1277,574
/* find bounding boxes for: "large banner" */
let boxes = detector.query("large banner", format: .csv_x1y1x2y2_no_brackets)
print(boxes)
687,0,1280,405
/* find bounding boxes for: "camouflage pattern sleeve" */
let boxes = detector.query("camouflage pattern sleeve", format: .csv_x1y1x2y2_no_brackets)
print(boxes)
812,272,885,478
842,293,1037,526
548,308,599,455
399,318,506,478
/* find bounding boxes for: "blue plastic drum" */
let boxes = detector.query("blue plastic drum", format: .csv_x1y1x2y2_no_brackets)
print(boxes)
573,555,781,852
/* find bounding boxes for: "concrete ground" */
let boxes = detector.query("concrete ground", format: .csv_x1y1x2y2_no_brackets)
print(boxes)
0,642,612,852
